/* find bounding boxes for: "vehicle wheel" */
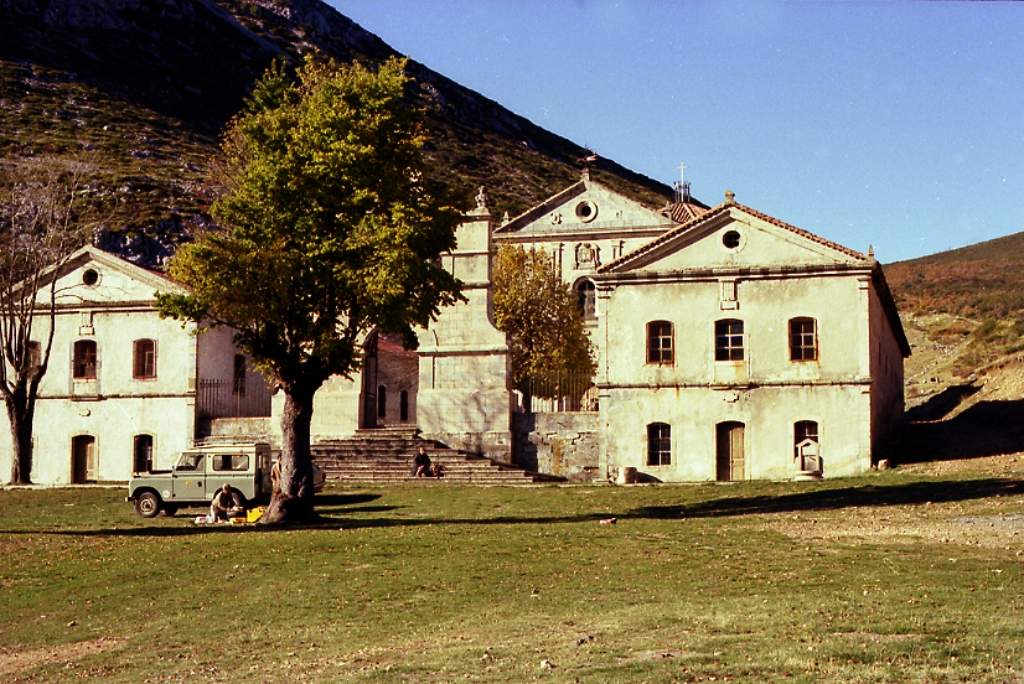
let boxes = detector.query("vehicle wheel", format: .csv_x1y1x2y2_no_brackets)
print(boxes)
162,504,179,517
134,491,162,518
230,488,247,508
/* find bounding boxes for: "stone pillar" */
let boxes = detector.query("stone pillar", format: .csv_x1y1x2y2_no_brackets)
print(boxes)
416,188,513,460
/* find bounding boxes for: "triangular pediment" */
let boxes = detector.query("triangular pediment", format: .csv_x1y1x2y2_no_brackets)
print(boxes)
37,245,184,307
600,203,868,274
496,177,674,237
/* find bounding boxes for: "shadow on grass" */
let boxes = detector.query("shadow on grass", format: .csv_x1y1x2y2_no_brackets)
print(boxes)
2,477,1021,538
627,477,1024,519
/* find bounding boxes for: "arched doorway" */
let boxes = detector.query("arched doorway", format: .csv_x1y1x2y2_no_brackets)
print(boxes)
71,435,97,483
715,422,745,481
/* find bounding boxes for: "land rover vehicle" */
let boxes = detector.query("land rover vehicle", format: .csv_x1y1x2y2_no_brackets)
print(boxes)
127,443,273,518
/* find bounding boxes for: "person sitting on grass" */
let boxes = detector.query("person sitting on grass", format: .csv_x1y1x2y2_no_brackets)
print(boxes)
210,483,244,521
411,446,432,477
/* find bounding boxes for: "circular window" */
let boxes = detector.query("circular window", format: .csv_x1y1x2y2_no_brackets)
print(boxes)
575,200,598,223
82,269,99,286
722,230,742,249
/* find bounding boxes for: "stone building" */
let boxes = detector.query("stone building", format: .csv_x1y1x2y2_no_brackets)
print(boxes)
590,192,909,480
0,246,270,483
2,179,908,485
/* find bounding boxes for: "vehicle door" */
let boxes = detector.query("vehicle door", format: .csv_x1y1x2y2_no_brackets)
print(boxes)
206,452,254,500
171,453,207,501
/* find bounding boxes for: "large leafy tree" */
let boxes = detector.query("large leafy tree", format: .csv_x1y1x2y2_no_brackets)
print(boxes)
1,158,94,484
492,245,596,404
158,55,462,523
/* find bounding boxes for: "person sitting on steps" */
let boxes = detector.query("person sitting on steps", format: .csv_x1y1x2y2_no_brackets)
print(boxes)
411,446,432,477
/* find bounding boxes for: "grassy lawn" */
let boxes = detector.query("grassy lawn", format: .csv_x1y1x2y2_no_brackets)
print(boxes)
1,460,1022,683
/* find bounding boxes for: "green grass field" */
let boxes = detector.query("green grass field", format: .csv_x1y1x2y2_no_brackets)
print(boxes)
1,461,1022,683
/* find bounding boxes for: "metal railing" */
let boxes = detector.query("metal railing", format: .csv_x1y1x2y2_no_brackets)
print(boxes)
197,378,272,419
521,371,597,413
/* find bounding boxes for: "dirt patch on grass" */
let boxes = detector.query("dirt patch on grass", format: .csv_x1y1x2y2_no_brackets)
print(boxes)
0,637,126,678
764,505,1024,548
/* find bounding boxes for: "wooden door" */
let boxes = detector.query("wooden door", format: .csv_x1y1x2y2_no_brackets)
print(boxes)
715,422,745,481
71,436,96,483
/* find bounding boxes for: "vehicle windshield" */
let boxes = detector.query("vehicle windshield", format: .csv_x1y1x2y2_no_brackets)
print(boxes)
175,453,204,471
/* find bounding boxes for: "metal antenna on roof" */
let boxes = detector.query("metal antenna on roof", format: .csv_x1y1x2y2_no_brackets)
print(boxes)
673,161,691,203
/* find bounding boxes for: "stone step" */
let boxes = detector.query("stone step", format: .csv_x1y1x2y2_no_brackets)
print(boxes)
310,431,561,486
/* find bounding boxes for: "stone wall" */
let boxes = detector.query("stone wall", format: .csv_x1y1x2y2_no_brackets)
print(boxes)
514,412,600,482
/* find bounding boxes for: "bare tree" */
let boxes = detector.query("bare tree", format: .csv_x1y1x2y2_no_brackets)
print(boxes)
0,158,94,484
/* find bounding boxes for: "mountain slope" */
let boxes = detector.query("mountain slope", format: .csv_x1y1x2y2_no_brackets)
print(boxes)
885,231,1024,416
0,0,675,265
886,231,1024,320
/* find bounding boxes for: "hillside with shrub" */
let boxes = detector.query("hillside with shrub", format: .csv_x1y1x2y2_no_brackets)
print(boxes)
886,232,1024,433
0,0,674,265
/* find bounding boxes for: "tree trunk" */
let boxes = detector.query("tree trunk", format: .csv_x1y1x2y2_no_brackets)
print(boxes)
259,384,317,524
6,394,34,485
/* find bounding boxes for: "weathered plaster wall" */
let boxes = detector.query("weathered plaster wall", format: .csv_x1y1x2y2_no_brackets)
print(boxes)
597,271,876,481
1,251,199,483
867,274,907,456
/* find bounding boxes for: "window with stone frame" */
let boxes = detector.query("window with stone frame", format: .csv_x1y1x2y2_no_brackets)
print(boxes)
647,422,671,466
714,319,744,361
789,317,818,361
576,279,597,321
646,321,674,364
133,339,157,379
72,340,97,379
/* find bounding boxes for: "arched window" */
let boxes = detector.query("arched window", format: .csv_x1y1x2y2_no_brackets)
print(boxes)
789,317,818,361
133,339,157,379
576,279,597,320
133,434,154,473
377,385,387,419
72,340,97,379
647,423,671,466
714,319,744,361
399,389,409,422
646,321,673,364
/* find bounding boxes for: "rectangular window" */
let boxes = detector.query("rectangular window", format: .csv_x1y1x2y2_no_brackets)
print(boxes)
72,340,97,379
715,319,744,361
647,421,671,464
647,321,674,364
789,318,818,361
647,423,671,466
212,454,250,472
133,339,157,379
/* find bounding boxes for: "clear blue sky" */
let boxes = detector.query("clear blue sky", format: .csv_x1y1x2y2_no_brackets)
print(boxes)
335,1,1024,262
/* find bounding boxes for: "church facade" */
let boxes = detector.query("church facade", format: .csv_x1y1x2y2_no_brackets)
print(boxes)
492,174,908,481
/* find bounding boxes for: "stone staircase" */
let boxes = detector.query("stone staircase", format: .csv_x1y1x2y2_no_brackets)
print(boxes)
311,427,558,485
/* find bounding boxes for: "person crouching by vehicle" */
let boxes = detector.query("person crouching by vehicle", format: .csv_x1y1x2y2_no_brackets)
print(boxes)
210,483,244,521
411,446,432,477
